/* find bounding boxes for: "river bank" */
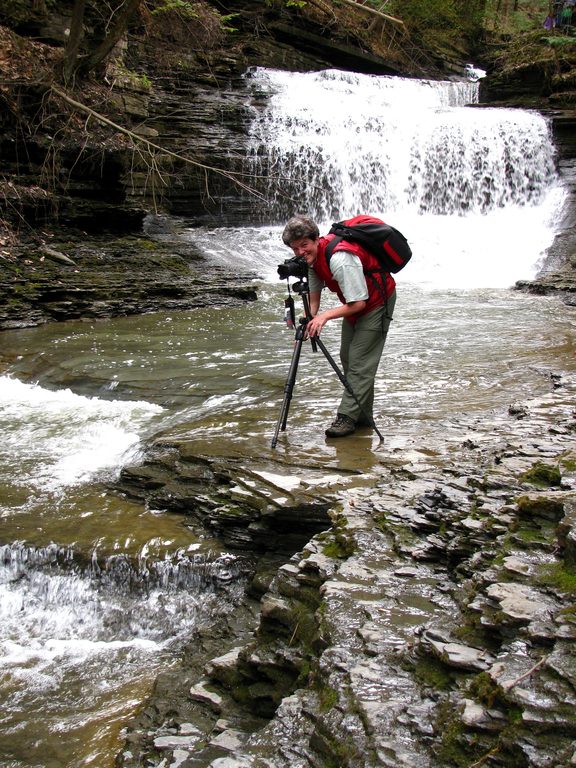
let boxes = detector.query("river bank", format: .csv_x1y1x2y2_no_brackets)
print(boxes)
0,217,259,334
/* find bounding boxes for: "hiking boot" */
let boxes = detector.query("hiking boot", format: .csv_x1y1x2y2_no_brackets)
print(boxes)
356,415,373,428
325,414,356,438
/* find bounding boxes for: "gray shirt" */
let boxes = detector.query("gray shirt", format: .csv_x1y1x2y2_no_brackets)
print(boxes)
309,250,369,303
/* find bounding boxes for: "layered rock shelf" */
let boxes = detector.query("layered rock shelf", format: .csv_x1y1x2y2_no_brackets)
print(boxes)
117,372,576,768
0,219,258,332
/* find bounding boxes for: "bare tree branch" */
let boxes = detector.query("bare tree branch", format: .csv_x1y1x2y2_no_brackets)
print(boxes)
78,0,141,76
49,84,269,199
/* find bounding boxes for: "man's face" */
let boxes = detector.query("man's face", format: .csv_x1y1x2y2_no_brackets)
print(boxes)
290,237,319,267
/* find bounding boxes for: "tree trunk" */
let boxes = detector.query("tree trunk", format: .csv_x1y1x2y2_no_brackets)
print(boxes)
78,0,141,76
62,0,87,84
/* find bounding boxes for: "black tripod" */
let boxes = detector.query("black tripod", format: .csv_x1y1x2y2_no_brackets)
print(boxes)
271,277,384,449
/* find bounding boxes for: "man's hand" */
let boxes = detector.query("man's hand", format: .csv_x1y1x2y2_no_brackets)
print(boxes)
307,300,367,337
306,314,327,337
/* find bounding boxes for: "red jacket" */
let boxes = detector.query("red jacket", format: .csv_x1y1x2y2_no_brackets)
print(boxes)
312,234,396,323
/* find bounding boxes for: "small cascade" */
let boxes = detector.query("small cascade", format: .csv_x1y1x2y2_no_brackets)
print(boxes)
0,376,163,494
0,540,248,767
0,541,246,654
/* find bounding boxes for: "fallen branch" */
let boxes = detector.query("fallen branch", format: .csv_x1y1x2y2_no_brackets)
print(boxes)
49,84,268,200
500,655,548,693
337,0,405,27
468,745,500,768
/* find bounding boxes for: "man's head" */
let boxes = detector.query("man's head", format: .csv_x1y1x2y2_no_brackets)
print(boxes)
282,215,320,267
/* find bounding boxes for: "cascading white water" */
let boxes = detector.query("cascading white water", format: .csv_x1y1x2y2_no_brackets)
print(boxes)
1,376,164,494
245,67,566,287
248,67,557,217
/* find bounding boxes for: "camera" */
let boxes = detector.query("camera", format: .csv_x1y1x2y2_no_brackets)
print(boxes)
277,255,308,281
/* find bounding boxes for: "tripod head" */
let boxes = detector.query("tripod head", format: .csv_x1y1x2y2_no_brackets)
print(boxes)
279,251,313,332
289,278,310,296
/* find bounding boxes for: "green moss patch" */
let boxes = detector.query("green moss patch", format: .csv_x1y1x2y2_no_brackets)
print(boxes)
520,462,562,488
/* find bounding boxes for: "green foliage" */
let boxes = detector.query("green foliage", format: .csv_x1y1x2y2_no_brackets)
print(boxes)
149,0,238,33
151,0,199,17
435,702,485,767
321,514,356,559
317,684,338,712
560,453,576,472
545,35,576,48
322,536,355,559
468,671,505,708
411,656,454,690
219,13,240,33
515,493,564,523
387,0,459,30
484,0,558,35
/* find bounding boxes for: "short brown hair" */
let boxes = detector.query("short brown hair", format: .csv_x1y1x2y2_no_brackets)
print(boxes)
282,215,319,246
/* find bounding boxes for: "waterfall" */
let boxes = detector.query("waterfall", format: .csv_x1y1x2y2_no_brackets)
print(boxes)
247,67,558,219
242,67,566,287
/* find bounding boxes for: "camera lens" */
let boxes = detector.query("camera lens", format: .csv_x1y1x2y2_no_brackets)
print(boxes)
277,256,307,280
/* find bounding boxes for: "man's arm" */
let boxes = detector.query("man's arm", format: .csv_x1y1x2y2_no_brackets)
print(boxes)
309,290,321,317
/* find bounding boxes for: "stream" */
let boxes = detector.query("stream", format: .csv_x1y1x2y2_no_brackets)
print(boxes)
0,67,575,767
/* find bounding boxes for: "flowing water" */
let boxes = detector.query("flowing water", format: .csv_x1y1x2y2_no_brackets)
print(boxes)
1,68,575,768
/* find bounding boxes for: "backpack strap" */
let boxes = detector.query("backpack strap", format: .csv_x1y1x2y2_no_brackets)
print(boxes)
325,233,385,275
325,230,392,321
324,235,343,267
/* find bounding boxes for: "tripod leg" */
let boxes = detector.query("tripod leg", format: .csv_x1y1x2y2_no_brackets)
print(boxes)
313,336,384,444
271,335,304,448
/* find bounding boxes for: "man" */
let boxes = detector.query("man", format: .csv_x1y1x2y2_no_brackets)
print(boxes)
281,214,396,438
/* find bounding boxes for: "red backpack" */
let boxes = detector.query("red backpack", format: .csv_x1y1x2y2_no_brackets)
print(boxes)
325,215,412,274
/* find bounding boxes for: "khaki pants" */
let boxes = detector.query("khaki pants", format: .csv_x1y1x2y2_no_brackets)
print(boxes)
338,291,396,422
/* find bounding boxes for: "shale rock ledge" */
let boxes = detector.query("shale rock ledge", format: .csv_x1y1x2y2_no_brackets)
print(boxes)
118,373,576,768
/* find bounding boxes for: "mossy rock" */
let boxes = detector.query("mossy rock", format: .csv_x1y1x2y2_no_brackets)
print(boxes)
516,494,565,522
520,462,562,489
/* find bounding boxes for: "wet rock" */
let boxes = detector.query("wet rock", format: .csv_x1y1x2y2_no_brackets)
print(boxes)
486,582,559,624
557,498,576,569
153,732,202,749
509,403,529,419
209,730,245,751
502,554,537,577
421,631,494,671
118,374,576,768
516,492,567,521
460,698,507,731
205,648,245,689
117,447,332,554
0,232,259,330
189,682,225,713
